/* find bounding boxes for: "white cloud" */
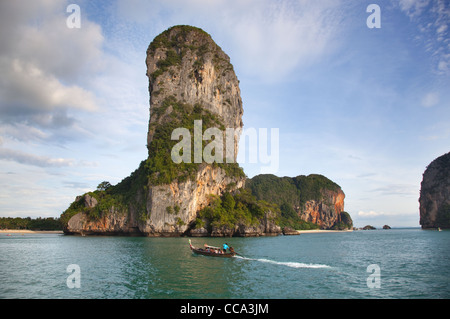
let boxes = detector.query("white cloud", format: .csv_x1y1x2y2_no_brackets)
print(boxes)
396,0,450,75
0,0,104,81
358,211,384,217
0,147,74,168
372,184,418,197
398,0,430,18
421,92,440,108
437,57,450,74
115,0,345,82
0,0,104,136
0,59,98,115
436,23,448,34
357,210,412,217
0,164,80,218
223,0,343,81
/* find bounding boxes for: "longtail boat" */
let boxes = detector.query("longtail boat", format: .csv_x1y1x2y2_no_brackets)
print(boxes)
189,240,236,258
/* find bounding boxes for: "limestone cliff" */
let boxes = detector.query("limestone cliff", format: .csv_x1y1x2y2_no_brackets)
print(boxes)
146,25,243,158
61,25,278,236
246,174,352,230
298,189,346,229
64,163,245,236
61,25,348,236
419,152,450,229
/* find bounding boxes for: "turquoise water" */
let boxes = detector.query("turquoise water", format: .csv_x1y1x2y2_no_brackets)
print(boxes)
0,229,449,299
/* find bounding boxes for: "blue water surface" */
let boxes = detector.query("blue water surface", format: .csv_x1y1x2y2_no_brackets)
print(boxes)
0,228,448,298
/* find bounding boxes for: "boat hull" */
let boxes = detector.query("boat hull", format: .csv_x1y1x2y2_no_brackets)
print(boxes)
189,243,236,258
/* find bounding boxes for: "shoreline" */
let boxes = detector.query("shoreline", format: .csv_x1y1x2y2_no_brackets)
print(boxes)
295,229,353,234
0,229,63,234
2,229,354,235
1,229,354,235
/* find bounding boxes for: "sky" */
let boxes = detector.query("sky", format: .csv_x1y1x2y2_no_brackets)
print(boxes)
0,0,449,228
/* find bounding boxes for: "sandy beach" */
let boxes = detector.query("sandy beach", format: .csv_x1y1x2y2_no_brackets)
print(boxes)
0,229,63,234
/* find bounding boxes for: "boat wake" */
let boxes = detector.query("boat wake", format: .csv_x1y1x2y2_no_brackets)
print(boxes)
234,256,331,269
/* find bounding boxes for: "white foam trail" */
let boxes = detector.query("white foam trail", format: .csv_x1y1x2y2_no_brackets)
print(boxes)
257,258,331,269
235,256,330,269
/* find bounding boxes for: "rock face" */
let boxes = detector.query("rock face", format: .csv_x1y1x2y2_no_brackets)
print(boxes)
298,189,346,229
146,25,243,159
65,164,245,236
419,152,450,229
62,26,280,236
141,164,244,236
61,25,349,236
246,174,351,230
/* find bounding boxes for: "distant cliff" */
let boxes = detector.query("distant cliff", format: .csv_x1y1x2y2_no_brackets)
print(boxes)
246,174,352,230
419,152,450,229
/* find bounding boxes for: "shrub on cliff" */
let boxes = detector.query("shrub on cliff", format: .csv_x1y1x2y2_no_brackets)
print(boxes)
146,96,245,185
196,189,277,230
246,174,344,230
331,211,353,230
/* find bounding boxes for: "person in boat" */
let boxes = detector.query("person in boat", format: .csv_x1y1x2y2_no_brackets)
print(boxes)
222,243,229,253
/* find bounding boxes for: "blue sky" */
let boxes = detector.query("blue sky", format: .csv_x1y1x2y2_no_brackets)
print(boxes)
0,0,449,227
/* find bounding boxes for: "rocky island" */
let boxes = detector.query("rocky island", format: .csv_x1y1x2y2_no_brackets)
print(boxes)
60,25,352,236
246,174,351,230
419,151,450,229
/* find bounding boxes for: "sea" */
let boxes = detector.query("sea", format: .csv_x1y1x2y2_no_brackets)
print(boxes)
1,228,449,301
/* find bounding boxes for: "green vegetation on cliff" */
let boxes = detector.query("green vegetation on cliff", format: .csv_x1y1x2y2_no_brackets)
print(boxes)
246,174,350,230
60,95,246,229
148,25,212,52
148,25,230,81
147,95,245,185
247,174,340,207
60,166,148,228
332,211,353,230
196,189,278,230
59,25,348,235
277,202,319,230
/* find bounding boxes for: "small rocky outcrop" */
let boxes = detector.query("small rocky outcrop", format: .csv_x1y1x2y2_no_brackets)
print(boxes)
282,227,301,235
419,152,450,229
